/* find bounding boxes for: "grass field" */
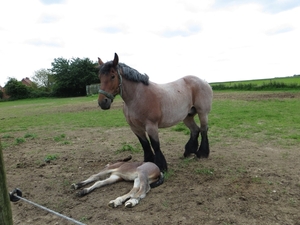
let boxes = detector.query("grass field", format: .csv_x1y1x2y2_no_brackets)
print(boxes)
210,76,300,90
1,91,299,148
1,90,300,225
0,96,126,133
210,76,300,86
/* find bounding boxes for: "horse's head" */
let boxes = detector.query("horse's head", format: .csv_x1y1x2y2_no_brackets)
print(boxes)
97,53,122,110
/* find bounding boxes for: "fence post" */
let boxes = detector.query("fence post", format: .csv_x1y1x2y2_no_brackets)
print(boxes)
0,139,13,225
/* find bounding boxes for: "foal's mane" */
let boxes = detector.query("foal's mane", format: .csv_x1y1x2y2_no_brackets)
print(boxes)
100,61,149,85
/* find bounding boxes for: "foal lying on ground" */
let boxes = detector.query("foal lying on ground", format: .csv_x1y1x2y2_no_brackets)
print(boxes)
71,156,164,208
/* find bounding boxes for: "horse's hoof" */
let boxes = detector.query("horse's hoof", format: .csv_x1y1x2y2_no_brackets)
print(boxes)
125,202,133,208
77,190,87,197
108,201,118,208
125,199,138,208
71,183,78,190
196,152,209,158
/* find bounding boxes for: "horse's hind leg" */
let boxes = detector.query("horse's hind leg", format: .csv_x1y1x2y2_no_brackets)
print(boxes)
183,107,200,157
196,113,210,158
71,169,112,190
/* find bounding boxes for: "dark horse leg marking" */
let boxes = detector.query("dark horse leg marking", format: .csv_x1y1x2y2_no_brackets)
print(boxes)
196,112,210,158
196,128,209,158
149,136,168,172
183,107,201,157
136,135,155,163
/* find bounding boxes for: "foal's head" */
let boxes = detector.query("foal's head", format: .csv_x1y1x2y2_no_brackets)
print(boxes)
97,53,121,110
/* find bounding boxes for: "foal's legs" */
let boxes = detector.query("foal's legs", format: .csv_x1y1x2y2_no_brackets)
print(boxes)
108,169,150,208
71,170,111,190
108,177,140,208
125,170,150,208
71,173,122,196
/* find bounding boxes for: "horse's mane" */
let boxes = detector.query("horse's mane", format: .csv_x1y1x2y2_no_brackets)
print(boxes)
100,61,149,85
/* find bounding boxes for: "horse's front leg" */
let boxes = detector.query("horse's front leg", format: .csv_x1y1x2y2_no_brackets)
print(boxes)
135,133,155,163
149,136,168,172
146,125,168,172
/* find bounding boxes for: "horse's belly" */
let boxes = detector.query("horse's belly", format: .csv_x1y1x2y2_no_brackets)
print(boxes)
159,105,189,128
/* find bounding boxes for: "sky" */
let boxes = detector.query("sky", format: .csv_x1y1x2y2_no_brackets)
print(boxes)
0,0,300,86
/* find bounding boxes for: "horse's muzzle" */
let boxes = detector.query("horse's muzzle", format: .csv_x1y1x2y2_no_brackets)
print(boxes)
98,98,112,110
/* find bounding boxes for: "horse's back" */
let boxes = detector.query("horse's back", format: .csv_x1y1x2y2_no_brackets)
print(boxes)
158,75,212,101
157,75,213,126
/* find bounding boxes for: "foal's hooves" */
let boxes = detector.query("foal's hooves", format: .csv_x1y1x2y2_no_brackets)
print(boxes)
125,202,134,208
108,201,117,208
71,183,78,190
76,190,87,197
125,199,139,208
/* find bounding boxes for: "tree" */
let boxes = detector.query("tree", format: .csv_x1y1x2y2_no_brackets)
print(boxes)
51,57,98,97
4,78,30,99
31,69,54,91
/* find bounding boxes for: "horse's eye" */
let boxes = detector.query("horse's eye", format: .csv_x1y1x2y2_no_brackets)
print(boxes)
111,75,115,79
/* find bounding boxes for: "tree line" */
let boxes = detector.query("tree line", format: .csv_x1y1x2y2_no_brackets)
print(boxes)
1,57,99,100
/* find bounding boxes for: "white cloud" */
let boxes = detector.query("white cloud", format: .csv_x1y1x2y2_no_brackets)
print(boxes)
0,0,299,86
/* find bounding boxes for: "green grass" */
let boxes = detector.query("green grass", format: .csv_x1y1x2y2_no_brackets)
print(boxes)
195,168,214,175
212,76,300,85
116,143,141,154
24,133,36,139
0,92,299,149
209,96,300,146
44,154,59,162
170,94,300,147
2,134,13,138
211,76,300,90
0,96,126,133
53,134,66,142
15,137,25,145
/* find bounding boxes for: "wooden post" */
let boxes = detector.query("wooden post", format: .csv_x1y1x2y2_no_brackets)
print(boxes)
0,139,13,225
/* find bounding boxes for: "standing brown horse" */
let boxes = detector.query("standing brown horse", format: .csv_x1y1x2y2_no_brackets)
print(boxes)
97,53,213,172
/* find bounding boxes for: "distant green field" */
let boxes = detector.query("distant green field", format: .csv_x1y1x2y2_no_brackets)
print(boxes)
211,76,300,86
210,76,300,90
0,92,299,149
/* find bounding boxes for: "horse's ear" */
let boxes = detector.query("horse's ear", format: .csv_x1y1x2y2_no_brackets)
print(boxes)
113,53,119,67
98,57,104,66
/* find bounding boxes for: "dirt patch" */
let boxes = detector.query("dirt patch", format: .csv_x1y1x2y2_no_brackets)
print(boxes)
2,93,300,225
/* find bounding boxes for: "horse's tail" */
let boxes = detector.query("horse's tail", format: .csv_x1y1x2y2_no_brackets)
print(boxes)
150,172,164,188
